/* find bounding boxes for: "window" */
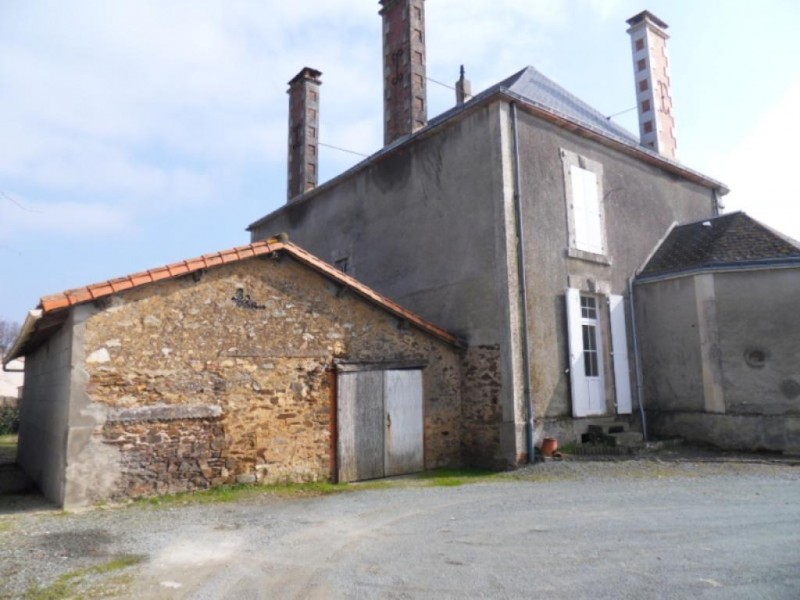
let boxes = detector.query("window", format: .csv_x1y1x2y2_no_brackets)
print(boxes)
561,150,606,258
569,165,603,254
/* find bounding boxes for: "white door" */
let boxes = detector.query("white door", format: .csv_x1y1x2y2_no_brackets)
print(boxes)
566,289,606,417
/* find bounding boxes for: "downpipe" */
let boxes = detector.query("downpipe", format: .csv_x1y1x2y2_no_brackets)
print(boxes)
511,102,536,464
627,276,648,441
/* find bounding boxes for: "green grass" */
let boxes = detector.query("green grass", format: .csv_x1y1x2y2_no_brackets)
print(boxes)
416,467,499,487
24,554,146,600
138,480,353,507
136,467,502,508
0,434,17,464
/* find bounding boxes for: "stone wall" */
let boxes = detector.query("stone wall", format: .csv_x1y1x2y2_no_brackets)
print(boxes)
460,345,503,467
74,254,462,502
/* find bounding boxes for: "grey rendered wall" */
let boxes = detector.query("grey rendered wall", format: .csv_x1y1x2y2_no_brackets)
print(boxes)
514,109,716,429
715,269,800,418
637,268,800,452
634,276,704,412
251,105,509,345
17,314,74,505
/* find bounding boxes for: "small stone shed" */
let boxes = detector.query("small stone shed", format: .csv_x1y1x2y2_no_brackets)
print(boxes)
4,238,465,508
634,213,800,452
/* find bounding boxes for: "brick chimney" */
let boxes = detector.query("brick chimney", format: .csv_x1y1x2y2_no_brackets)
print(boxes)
380,0,427,145
626,11,677,159
287,67,322,202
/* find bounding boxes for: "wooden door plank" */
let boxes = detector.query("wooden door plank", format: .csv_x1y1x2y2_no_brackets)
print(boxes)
384,370,423,477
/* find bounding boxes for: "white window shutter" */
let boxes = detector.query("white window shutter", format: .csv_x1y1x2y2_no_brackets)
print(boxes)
570,166,603,254
566,288,590,417
609,294,633,414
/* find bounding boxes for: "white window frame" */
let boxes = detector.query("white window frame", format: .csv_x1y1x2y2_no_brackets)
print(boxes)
561,149,607,258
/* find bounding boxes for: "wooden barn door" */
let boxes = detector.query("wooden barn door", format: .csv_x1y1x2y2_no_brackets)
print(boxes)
337,369,423,483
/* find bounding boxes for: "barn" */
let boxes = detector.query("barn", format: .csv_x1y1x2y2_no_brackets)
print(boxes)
3,237,467,508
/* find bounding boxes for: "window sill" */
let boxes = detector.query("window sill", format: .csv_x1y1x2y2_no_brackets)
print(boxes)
566,248,612,266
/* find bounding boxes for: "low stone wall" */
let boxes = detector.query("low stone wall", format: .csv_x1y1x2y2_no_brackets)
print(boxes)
103,416,226,499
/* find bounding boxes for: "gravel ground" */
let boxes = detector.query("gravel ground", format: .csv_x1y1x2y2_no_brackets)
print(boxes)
1,450,798,599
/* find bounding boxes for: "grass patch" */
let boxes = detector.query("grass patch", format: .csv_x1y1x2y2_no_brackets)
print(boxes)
136,468,502,507
416,467,499,487
0,434,16,463
24,554,146,600
138,480,353,507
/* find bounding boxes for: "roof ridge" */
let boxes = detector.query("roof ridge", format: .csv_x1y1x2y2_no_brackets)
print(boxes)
33,237,460,349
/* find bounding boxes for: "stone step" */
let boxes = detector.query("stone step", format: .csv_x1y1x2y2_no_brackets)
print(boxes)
606,431,644,447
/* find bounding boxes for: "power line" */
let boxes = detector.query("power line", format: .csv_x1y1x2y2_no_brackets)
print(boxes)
0,191,40,213
318,142,370,158
606,106,637,120
426,76,456,91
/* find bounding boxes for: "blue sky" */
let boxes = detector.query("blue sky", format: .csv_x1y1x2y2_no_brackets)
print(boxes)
1,0,799,324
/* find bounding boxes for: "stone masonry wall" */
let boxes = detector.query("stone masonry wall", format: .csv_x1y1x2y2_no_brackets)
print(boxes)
460,345,502,468
79,254,462,501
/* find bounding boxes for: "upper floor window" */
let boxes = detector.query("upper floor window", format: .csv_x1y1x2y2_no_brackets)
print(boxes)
561,149,606,258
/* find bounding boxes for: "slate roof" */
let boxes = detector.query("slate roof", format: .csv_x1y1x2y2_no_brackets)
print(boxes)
4,237,461,364
486,66,640,146
638,212,800,279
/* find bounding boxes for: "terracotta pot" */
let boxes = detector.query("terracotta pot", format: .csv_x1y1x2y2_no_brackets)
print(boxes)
541,437,558,457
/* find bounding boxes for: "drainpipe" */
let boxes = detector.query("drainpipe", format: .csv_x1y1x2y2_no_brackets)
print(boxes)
627,277,648,441
511,102,536,464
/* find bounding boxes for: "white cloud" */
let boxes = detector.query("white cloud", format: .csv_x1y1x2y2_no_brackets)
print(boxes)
712,81,800,241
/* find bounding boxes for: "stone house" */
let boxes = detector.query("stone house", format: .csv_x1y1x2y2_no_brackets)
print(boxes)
248,4,732,465
3,238,465,508
634,212,800,452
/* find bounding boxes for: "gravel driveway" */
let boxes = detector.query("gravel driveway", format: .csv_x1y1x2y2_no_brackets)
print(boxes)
1,455,798,599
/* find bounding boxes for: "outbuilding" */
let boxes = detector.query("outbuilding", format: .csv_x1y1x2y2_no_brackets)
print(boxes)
4,238,465,508
634,213,800,452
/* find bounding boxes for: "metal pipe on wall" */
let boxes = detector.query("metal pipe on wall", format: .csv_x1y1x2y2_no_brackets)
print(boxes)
511,102,536,463
627,276,648,441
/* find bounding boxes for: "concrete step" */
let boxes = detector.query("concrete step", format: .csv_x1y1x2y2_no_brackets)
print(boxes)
607,431,644,447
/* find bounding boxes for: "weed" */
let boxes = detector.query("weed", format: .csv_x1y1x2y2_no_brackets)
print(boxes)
24,554,146,600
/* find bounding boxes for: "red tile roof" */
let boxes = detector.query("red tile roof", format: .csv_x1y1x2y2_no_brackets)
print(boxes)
36,237,461,347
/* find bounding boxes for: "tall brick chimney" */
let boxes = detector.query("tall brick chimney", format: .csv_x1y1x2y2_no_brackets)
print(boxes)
626,11,677,159
380,0,427,145
287,67,322,202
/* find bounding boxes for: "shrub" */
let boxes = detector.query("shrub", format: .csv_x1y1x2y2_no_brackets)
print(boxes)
0,405,20,434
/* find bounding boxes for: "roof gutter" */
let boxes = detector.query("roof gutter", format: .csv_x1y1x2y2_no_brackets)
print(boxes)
3,309,42,368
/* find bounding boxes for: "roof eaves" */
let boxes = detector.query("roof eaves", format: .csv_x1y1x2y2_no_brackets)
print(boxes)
635,257,800,283
494,88,729,195
25,237,462,357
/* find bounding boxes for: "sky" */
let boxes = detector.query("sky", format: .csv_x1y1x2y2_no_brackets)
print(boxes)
1,0,799,324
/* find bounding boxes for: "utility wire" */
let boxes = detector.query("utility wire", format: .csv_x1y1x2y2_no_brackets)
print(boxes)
606,106,637,120
318,142,370,158
0,191,40,213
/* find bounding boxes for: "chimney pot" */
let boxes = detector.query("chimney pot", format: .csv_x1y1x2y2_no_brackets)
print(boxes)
626,10,677,160
455,65,472,105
